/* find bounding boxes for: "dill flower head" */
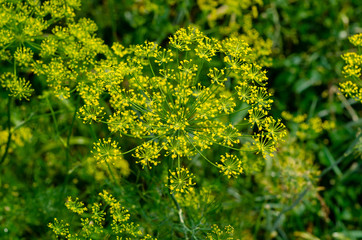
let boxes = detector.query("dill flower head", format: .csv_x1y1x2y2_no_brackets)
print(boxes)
281,112,335,141
206,224,237,240
0,0,109,104
167,167,196,194
0,3,285,189
65,196,87,215
49,190,156,239
339,33,362,103
253,132,276,158
0,72,33,100
255,132,322,206
14,47,33,67
48,218,69,237
133,142,161,169
92,138,122,164
349,33,362,47
83,26,285,189
217,153,243,179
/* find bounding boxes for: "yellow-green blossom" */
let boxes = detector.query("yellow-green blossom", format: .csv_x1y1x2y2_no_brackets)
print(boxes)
217,153,243,178
49,191,156,239
340,33,362,103
65,196,87,215
167,167,196,194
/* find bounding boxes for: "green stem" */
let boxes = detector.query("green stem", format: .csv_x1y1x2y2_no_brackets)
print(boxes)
195,60,204,83
253,202,266,237
46,96,66,147
148,57,156,77
0,97,12,165
108,0,118,42
170,193,190,239
167,157,190,239
106,160,121,188
61,97,79,198
188,105,250,124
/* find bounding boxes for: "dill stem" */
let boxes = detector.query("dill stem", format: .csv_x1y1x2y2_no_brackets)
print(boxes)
170,193,189,239
61,97,79,198
0,97,12,165
167,157,190,239
106,160,121,188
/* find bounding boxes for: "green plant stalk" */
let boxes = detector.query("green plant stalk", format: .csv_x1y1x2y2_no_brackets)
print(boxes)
167,157,191,239
253,202,266,237
171,193,190,240
46,96,66,147
106,160,122,189
108,0,118,42
61,98,79,199
0,97,12,165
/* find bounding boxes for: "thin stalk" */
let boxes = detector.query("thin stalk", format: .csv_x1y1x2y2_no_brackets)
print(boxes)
46,96,66,147
61,97,79,198
106,160,121,188
0,97,12,165
107,0,118,42
195,60,204,83
167,157,190,239
170,193,190,239
253,202,266,238
184,133,218,168
271,187,309,231
148,57,156,77
188,105,250,124
121,134,165,155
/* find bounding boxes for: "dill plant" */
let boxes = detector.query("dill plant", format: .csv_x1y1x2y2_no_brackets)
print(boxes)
49,189,242,239
49,190,156,239
0,1,285,238
0,0,283,194
0,0,85,100
0,0,109,173
88,26,286,193
0,0,109,103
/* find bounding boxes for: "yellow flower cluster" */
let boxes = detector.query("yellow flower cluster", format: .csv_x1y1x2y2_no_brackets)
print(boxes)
48,218,69,237
0,126,32,157
0,0,283,193
281,112,335,141
78,26,284,193
14,47,33,67
206,224,239,240
133,142,161,169
174,187,215,210
340,33,362,103
49,190,156,239
65,196,87,215
217,153,243,178
197,0,272,66
0,0,84,101
349,33,362,47
0,72,33,100
34,17,109,101
255,135,321,205
167,167,196,194
92,138,122,164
